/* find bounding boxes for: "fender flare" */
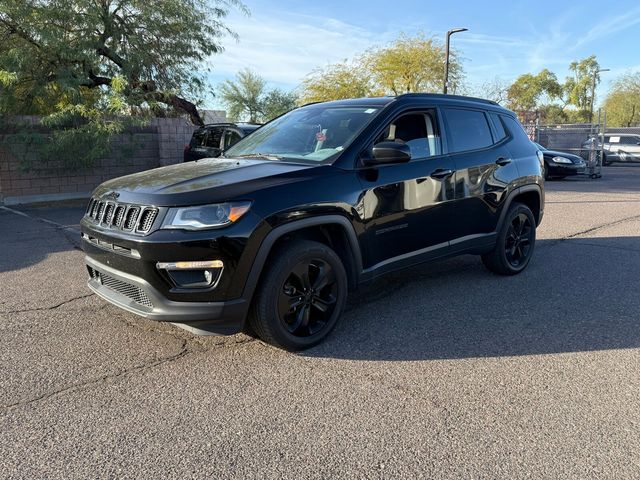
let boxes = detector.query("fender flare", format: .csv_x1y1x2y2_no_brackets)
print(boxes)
496,184,543,231
241,215,363,301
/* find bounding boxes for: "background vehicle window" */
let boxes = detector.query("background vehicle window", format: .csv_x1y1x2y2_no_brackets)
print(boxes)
205,128,223,148
620,136,640,145
224,130,242,149
190,131,206,147
374,112,441,159
444,108,493,152
489,113,507,142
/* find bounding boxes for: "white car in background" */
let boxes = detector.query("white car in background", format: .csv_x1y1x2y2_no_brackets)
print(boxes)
590,133,640,165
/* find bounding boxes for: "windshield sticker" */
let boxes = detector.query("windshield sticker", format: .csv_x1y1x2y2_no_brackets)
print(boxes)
364,108,376,114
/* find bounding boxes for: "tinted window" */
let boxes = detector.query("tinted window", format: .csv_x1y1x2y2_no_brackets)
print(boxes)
190,130,207,147
205,128,223,148
501,115,531,142
489,113,507,142
224,130,242,149
374,111,442,159
444,108,493,152
620,136,640,145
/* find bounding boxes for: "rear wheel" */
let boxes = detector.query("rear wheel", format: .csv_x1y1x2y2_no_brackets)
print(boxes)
249,240,348,350
482,202,536,275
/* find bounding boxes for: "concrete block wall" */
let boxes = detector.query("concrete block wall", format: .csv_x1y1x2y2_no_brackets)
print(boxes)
0,114,226,205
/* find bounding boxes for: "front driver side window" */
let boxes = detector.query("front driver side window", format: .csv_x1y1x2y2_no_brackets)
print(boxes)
374,111,442,159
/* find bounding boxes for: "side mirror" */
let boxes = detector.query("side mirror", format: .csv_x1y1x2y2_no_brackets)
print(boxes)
364,141,411,166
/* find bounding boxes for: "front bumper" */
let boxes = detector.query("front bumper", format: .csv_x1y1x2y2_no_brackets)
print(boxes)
547,162,586,176
85,256,247,335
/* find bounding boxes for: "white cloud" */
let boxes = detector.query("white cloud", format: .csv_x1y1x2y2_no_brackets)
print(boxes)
574,6,640,48
206,11,394,88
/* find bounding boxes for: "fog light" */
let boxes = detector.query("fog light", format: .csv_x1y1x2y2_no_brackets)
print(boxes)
156,260,224,289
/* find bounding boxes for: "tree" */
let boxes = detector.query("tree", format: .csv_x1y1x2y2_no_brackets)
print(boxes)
564,55,600,121
507,69,562,111
220,69,298,122
262,88,298,121
0,0,246,125
363,33,462,95
220,69,266,123
299,33,464,103
603,72,640,127
300,61,375,104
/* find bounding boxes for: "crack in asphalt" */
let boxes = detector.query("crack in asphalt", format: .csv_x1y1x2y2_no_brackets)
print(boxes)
0,293,95,315
0,340,191,413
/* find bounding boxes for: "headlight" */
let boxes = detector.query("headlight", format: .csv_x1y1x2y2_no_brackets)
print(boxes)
552,156,572,164
162,202,251,230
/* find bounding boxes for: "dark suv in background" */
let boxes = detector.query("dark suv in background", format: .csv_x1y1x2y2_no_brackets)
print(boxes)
184,122,260,162
82,94,544,350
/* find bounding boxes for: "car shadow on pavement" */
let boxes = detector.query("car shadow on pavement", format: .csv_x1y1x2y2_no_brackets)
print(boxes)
304,236,640,361
0,206,83,274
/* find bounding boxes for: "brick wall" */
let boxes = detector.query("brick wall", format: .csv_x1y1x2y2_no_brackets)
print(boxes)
0,113,225,205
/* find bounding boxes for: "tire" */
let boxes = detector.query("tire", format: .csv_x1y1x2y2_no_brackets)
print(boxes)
482,202,536,276
249,240,348,351
602,153,611,166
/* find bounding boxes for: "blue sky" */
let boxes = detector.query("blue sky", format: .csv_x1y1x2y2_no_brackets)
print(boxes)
204,0,640,109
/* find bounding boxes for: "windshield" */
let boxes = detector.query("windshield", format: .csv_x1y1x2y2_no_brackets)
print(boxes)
224,105,381,163
534,142,547,151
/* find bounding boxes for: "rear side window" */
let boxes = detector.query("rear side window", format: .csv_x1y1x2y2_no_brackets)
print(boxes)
443,108,493,153
190,130,206,147
224,129,242,149
489,113,507,142
205,128,224,148
501,115,531,142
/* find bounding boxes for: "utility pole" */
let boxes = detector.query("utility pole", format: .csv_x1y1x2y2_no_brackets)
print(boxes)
590,68,609,123
443,28,468,94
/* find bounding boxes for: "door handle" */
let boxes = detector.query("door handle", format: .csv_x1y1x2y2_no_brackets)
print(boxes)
496,157,512,166
430,168,454,179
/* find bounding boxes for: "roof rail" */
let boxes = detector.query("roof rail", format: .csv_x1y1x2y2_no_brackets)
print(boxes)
395,92,499,106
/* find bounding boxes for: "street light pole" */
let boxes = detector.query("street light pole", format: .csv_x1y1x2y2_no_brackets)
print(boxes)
590,68,609,123
443,27,468,94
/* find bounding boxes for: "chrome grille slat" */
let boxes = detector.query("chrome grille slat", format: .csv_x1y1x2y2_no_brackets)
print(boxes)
84,197,158,234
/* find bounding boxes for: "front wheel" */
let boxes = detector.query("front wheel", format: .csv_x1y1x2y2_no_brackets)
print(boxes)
249,240,348,350
482,202,536,275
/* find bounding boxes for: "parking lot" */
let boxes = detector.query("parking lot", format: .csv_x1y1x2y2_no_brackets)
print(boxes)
1,165,640,479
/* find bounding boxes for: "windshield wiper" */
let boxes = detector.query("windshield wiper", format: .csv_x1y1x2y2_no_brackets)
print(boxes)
233,153,282,160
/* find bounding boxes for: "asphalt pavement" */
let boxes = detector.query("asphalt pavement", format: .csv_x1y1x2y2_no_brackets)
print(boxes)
1,165,640,479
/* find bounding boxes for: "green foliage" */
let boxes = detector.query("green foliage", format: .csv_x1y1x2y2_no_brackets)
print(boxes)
364,33,462,95
564,55,600,112
507,69,562,111
300,61,376,104
262,89,298,121
0,0,247,123
300,33,463,103
220,69,298,123
603,72,640,127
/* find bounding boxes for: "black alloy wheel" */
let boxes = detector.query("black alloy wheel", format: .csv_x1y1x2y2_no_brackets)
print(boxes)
482,202,537,275
278,258,338,337
504,212,534,268
249,239,347,350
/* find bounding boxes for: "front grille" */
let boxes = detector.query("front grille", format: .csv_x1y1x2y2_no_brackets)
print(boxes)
137,209,158,233
88,266,153,308
123,207,140,230
84,198,158,234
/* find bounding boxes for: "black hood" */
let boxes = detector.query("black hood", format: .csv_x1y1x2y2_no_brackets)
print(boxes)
93,158,322,206
542,149,584,163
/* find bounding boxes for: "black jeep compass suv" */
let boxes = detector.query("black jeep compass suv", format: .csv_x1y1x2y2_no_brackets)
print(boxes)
81,94,544,350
